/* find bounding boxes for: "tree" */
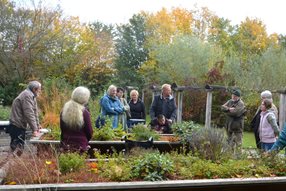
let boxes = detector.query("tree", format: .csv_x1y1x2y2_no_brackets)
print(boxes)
115,14,148,89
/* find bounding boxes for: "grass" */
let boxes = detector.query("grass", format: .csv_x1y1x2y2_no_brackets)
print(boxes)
242,131,256,148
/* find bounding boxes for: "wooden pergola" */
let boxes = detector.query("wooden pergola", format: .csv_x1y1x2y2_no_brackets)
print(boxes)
151,84,286,129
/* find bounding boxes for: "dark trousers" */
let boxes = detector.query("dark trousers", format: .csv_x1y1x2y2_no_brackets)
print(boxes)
8,124,26,151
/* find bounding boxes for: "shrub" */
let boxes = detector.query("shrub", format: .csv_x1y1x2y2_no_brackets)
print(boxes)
187,127,232,161
0,105,11,120
131,152,174,181
130,124,159,141
59,152,86,174
172,121,202,144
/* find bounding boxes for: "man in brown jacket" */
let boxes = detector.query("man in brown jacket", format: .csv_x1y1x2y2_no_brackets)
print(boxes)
9,81,41,153
221,89,246,149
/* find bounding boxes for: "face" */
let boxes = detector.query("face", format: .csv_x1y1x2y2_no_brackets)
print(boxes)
261,102,266,111
162,86,171,97
33,86,41,97
110,88,117,97
117,90,123,98
158,117,165,125
131,93,138,101
231,94,239,101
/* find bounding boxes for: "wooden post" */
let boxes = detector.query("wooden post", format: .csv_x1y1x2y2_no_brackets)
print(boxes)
279,93,286,129
205,90,212,128
176,91,183,123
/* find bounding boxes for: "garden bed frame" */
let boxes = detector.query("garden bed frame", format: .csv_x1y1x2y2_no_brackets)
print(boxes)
1,177,286,191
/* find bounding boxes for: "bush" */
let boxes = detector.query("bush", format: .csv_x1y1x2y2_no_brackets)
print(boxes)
0,105,11,120
59,152,86,174
172,121,202,144
187,127,232,161
131,152,174,181
130,124,160,141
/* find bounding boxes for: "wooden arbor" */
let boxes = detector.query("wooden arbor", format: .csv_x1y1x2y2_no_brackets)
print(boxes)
151,84,286,129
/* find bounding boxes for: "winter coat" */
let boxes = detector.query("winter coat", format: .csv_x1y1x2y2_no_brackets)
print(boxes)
128,99,146,120
271,123,286,152
259,110,279,143
60,108,93,151
150,94,177,121
221,99,246,133
9,89,40,131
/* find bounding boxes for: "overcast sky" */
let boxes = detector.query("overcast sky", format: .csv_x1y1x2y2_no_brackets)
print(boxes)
38,0,286,35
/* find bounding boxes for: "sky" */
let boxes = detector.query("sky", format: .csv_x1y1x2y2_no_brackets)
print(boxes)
40,0,285,35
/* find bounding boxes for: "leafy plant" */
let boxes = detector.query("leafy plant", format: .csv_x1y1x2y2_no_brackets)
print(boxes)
0,105,11,120
130,124,159,141
59,152,86,174
131,152,174,181
172,121,202,144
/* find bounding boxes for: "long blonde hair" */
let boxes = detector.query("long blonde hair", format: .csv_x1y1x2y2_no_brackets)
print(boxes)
61,87,90,129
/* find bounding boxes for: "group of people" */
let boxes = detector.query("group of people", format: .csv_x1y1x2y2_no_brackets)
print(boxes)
98,84,176,133
8,80,286,154
222,88,286,153
7,81,177,153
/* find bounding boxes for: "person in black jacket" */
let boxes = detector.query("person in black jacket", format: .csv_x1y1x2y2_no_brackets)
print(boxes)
150,84,177,124
150,114,172,134
127,89,146,128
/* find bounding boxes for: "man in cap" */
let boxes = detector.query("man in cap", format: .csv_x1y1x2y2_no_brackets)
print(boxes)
250,90,278,149
221,88,246,149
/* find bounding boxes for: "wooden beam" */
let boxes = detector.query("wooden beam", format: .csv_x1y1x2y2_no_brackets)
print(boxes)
279,93,286,129
205,91,212,128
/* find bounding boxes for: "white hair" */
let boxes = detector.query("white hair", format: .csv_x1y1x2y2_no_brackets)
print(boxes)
107,85,117,96
61,86,90,129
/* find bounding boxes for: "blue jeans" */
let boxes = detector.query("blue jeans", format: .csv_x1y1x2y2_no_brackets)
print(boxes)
261,142,274,152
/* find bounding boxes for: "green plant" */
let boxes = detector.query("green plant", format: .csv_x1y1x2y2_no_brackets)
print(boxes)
172,121,202,144
93,119,115,141
0,105,11,120
130,124,159,141
131,152,174,181
59,152,86,174
187,127,232,161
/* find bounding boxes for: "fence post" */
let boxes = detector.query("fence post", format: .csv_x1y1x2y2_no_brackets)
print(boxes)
279,93,286,129
176,91,183,123
205,90,212,128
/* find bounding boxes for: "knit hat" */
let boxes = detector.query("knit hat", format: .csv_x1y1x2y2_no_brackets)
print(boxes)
231,89,241,97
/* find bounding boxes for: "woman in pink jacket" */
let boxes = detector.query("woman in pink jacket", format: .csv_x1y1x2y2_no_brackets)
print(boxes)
259,99,279,152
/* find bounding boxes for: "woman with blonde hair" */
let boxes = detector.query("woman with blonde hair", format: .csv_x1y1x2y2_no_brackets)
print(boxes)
128,89,146,128
60,86,93,152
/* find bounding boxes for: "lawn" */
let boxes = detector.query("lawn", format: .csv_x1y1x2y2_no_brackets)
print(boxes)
242,131,256,148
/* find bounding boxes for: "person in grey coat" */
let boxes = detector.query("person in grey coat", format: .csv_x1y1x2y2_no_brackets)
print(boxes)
9,81,42,154
221,89,246,149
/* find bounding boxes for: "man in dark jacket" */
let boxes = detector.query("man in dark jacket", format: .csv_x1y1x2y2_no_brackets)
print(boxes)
150,84,177,124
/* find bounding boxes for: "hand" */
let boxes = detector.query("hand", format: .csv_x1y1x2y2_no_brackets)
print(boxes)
33,130,39,137
167,119,172,124
229,107,235,112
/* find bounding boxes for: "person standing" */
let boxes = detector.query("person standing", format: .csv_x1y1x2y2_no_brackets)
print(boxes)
250,90,278,149
9,81,42,154
150,84,177,125
259,99,279,152
116,87,130,130
128,89,146,128
60,86,93,152
100,85,124,128
221,89,246,149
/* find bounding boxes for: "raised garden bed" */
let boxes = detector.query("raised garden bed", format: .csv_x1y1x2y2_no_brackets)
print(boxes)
29,134,184,158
